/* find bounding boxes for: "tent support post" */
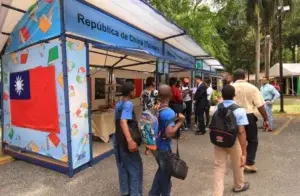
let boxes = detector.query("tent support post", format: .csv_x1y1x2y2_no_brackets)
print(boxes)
1,56,4,154
155,61,159,88
61,35,74,177
60,0,73,177
291,75,294,96
85,42,93,166
107,68,113,106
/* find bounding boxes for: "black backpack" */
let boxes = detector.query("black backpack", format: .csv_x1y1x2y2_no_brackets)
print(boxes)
209,103,240,148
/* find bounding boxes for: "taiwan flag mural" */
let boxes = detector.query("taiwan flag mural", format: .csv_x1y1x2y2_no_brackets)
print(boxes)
2,40,67,162
10,66,60,133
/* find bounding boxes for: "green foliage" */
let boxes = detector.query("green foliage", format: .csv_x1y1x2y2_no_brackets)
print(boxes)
149,0,229,65
149,0,300,72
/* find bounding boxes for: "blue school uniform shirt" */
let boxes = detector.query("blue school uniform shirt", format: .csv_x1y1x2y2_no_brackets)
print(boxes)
115,101,133,120
214,100,249,126
157,108,176,151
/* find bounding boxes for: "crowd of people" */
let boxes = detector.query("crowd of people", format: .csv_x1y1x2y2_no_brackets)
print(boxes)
112,69,280,196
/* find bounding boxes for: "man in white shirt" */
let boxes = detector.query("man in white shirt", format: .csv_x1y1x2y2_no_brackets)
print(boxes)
205,78,213,127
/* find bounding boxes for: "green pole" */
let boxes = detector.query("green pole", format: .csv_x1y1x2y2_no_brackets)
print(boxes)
297,77,300,95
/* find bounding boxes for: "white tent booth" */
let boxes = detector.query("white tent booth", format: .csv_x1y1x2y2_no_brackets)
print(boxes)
0,0,209,175
270,63,300,95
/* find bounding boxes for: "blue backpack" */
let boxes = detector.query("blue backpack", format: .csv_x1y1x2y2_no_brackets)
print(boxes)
138,110,159,150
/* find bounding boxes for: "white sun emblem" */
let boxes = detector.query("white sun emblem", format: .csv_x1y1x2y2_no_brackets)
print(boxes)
14,76,24,96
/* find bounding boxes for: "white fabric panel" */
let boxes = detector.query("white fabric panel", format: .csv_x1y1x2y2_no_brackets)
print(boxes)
86,0,183,39
89,52,120,66
270,63,300,77
90,47,124,57
123,64,156,72
211,65,224,70
1,9,23,32
0,34,8,51
0,1,11,31
167,35,208,56
126,56,149,62
114,59,139,67
7,0,36,10
204,59,221,66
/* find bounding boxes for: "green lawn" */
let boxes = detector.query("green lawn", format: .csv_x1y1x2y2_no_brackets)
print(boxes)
273,97,300,114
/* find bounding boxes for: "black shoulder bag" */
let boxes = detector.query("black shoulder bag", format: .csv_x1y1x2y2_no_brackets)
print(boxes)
158,108,188,180
115,101,142,153
166,132,189,180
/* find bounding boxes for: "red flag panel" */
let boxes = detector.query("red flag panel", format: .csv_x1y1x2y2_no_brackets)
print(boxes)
10,66,60,133
134,79,143,97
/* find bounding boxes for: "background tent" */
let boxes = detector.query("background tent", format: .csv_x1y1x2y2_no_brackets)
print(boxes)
269,63,300,77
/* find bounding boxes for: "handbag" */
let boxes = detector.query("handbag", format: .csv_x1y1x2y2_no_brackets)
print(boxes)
115,101,142,153
166,132,189,180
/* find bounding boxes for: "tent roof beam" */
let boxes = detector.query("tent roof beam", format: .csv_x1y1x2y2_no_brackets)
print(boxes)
1,3,26,13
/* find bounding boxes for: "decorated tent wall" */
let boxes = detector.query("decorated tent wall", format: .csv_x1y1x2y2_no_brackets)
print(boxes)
0,0,215,176
66,38,90,169
4,0,61,54
2,40,68,162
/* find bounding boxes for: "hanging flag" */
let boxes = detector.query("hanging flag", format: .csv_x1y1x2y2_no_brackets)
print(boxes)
10,66,60,133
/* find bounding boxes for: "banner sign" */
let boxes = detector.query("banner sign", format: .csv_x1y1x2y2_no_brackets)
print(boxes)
5,0,61,53
64,0,162,57
164,44,195,68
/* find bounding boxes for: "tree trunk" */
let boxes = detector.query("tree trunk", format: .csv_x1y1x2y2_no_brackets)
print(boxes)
255,13,261,87
264,21,271,80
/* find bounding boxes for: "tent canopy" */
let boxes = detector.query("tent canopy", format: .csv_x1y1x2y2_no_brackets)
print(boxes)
270,63,300,77
0,0,208,58
204,59,224,70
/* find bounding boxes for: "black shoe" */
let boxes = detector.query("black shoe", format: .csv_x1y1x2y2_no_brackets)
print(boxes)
195,131,206,135
233,182,250,193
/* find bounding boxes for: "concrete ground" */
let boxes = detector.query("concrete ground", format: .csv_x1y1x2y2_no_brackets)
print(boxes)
0,116,300,196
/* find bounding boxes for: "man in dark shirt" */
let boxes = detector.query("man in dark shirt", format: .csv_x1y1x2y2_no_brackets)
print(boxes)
194,75,208,135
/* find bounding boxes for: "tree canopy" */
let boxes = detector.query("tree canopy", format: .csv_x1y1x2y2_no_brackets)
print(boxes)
149,0,300,73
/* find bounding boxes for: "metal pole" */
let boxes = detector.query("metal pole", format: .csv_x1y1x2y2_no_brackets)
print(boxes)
291,75,294,96
279,10,284,112
155,60,159,89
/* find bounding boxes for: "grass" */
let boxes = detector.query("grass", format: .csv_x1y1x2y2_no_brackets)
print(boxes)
273,97,300,114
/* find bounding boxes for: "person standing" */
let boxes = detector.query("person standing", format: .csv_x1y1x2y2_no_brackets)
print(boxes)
205,78,213,127
140,77,158,113
232,69,269,173
169,77,184,114
194,75,208,135
182,77,193,128
149,85,185,196
140,77,158,155
212,85,249,196
260,77,280,132
114,82,143,196
223,72,233,86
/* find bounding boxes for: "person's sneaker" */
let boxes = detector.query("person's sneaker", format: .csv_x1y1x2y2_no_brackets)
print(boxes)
195,131,206,135
233,182,250,193
245,165,258,173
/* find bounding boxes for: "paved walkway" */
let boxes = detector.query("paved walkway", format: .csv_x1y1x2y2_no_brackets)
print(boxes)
0,116,300,196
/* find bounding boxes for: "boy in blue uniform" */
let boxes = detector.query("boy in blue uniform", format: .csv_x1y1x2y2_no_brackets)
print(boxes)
149,85,185,196
114,82,143,196
213,85,249,196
